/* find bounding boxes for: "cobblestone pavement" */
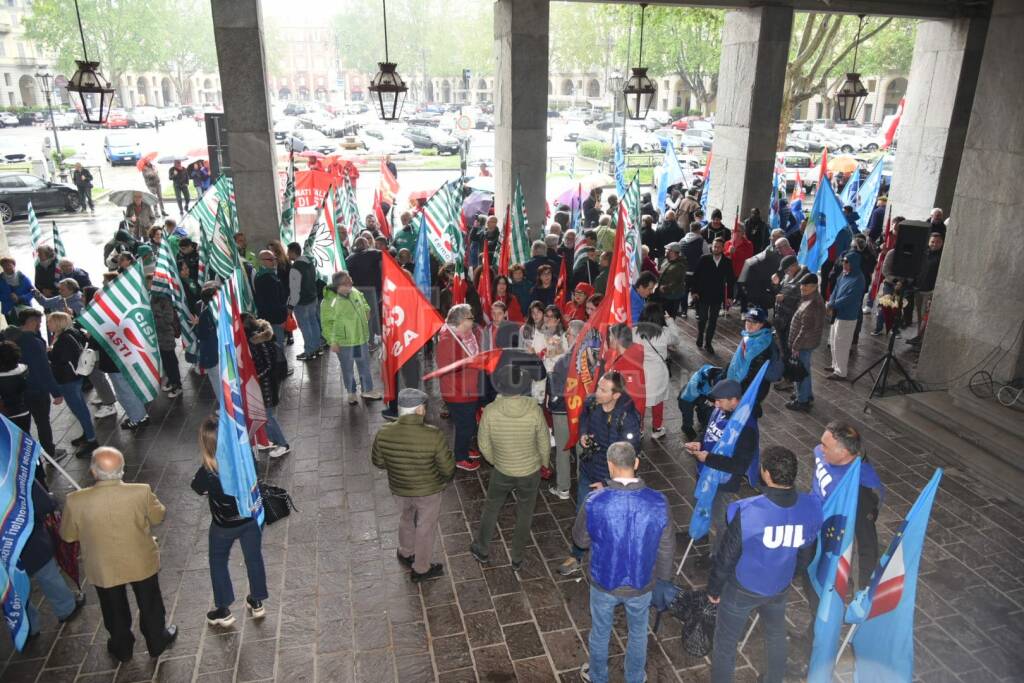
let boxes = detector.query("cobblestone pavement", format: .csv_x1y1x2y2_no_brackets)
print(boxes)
1,312,1021,683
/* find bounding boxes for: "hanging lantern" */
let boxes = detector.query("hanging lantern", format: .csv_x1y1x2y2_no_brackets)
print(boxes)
67,61,115,125
369,0,408,121
833,15,869,122
622,3,657,120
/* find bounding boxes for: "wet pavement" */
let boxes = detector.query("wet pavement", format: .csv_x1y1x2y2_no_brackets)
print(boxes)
0,285,1019,683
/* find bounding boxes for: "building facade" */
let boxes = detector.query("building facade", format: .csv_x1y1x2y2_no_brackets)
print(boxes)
793,72,908,125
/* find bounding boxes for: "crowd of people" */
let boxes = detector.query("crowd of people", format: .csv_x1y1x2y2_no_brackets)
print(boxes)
4,174,946,681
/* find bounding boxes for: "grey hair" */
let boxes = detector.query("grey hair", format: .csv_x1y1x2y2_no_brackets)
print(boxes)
567,319,585,336
544,235,559,248
825,420,862,457
446,303,473,326
58,277,80,293
532,240,546,254
606,441,637,469
91,449,125,481
332,271,353,287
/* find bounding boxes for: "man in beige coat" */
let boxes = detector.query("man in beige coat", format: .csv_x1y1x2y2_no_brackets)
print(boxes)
60,447,177,662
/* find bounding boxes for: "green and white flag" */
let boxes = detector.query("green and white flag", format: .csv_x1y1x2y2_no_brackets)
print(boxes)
52,220,66,259
152,237,197,351
421,180,463,265
208,201,237,279
622,174,642,284
303,188,347,282
181,175,233,240
509,176,531,267
27,202,46,259
340,173,363,239
77,261,162,404
279,152,297,244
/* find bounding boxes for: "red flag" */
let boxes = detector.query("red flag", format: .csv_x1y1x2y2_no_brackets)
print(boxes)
381,251,444,403
882,98,904,150
564,204,633,448
479,239,494,323
818,147,829,185
379,157,399,198
606,342,646,419
554,252,568,306
498,204,512,277
373,189,391,239
422,348,503,381
227,278,268,447
791,171,805,202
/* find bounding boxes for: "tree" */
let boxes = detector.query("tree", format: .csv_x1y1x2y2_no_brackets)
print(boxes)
638,7,724,115
23,0,163,107
779,15,917,146
150,0,217,104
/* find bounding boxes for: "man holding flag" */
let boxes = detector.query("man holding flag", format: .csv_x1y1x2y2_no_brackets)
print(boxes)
708,446,822,683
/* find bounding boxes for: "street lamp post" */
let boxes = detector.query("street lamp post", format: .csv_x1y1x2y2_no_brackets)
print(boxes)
35,72,64,182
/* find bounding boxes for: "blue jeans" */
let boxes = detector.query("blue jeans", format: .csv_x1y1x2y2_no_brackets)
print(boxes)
264,404,288,447
873,281,894,333
293,302,321,355
796,349,814,403
588,586,652,683
59,379,94,441
27,558,77,633
711,580,788,683
108,372,147,422
208,520,268,609
271,323,286,354
335,345,373,393
571,468,596,560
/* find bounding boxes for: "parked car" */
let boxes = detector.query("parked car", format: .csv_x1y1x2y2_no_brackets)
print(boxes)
156,107,180,122
103,132,142,166
785,131,825,153
679,129,713,152
475,114,494,130
319,116,359,137
104,109,130,128
127,107,157,128
0,140,33,164
624,131,663,154
637,110,672,131
45,112,79,130
402,126,460,154
286,129,337,155
180,105,196,117
0,112,18,128
404,111,442,127
359,126,414,154
776,152,816,192
0,173,81,222
273,116,301,142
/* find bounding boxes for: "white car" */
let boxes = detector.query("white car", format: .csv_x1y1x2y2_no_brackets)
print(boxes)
45,112,79,130
128,107,158,128
0,112,19,128
776,152,817,192
273,116,301,142
359,127,414,154
0,140,33,163
637,110,672,131
622,130,663,153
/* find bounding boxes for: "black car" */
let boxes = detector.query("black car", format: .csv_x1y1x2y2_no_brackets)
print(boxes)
17,112,43,126
402,126,461,155
404,112,441,127
0,173,80,223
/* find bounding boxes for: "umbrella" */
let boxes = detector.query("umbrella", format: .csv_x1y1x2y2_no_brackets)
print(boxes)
107,189,158,207
553,172,614,207
462,190,493,219
157,154,189,163
408,190,431,203
297,149,325,159
185,147,208,158
465,175,495,193
828,155,859,175
135,151,158,171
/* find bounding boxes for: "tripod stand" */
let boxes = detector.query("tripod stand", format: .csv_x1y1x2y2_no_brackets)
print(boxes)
851,293,921,399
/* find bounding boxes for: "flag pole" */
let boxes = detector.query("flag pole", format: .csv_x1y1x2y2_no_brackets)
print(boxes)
835,623,858,664
40,451,83,492
674,537,694,576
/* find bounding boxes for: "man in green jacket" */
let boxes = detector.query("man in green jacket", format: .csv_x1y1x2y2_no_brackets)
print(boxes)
470,362,550,572
371,388,454,581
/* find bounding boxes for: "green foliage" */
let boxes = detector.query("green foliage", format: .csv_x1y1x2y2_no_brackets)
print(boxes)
149,0,217,104
670,107,686,119
419,148,438,157
577,141,612,161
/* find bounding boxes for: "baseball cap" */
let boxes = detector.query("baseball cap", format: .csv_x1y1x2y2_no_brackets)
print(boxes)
742,306,769,324
800,273,819,285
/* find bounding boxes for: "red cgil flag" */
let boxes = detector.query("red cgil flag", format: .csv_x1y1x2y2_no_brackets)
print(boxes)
478,238,494,324
422,348,503,381
379,157,399,198
381,251,444,403
882,98,904,150
554,251,568,307
498,204,512,277
373,189,391,239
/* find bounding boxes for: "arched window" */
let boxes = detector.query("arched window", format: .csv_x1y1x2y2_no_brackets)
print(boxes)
587,79,600,98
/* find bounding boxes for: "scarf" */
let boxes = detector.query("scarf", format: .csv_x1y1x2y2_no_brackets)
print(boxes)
727,327,773,382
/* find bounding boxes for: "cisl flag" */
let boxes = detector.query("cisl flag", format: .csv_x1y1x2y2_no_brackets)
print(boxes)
78,261,162,404
381,251,444,403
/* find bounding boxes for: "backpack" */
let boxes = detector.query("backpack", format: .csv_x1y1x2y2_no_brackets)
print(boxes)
75,346,98,376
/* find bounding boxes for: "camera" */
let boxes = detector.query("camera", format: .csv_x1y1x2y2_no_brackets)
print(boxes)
579,435,602,461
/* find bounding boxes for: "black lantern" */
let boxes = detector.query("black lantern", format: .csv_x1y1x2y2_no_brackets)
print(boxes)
369,0,408,121
65,0,115,124
622,3,657,120
833,16,869,122
67,61,115,125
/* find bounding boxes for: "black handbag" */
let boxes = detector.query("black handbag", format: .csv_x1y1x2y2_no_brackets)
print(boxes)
669,588,718,657
259,482,297,525
783,355,809,383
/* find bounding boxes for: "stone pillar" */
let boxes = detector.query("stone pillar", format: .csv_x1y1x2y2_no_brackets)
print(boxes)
494,0,548,237
210,0,279,247
918,0,1024,386
887,16,988,222
707,6,792,225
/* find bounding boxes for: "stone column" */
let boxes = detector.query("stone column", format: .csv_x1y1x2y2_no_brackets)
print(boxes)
494,0,549,237
707,6,792,225
887,16,988,222
210,0,279,247
918,0,1024,385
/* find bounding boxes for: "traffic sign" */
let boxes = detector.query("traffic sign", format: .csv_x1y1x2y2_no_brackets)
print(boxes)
456,115,472,131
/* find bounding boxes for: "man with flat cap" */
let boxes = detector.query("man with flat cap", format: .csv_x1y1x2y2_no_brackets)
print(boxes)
372,388,455,581
684,379,760,554
786,272,826,411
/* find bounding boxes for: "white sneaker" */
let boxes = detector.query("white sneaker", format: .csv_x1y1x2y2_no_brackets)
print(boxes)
548,486,570,500
89,396,105,406
267,445,290,459
651,427,667,439
94,404,117,419
166,386,182,398
360,390,383,401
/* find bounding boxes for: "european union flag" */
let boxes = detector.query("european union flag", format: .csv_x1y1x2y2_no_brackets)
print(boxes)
806,457,860,683
215,289,264,525
689,362,768,541
845,469,942,683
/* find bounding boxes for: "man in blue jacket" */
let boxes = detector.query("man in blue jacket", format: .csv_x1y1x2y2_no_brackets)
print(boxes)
558,371,641,577
572,442,674,683
0,256,33,322
2,309,64,460
825,251,865,380
708,446,822,683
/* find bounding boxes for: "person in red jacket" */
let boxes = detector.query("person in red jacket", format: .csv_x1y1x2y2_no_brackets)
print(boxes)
436,303,485,471
603,323,646,420
561,282,593,322
724,222,754,312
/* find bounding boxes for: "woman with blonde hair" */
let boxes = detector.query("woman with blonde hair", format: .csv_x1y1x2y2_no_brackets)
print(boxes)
191,416,269,628
45,311,97,457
